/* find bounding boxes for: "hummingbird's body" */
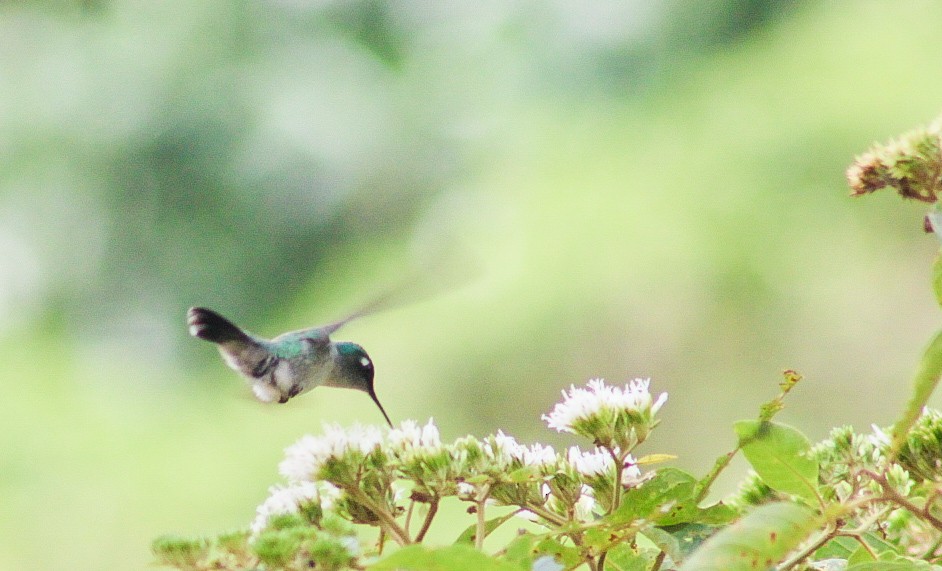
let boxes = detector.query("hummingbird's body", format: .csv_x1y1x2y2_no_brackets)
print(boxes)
187,307,392,426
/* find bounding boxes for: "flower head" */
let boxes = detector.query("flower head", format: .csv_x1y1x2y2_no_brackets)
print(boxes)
483,431,559,471
544,378,667,451
250,481,340,537
567,446,640,484
279,424,384,484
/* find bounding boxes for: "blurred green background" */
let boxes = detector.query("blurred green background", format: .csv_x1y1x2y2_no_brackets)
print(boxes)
4,0,942,568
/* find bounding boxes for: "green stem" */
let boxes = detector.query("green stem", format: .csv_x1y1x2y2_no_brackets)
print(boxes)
607,448,625,515
474,484,491,551
775,523,839,571
404,500,415,539
694,446,740,504
521,503,568,527
348,488,411,546
475,501,487,550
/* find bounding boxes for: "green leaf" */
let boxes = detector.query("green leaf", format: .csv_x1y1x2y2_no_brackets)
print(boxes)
640,527,681,563
656,523,720,560
454,512,518,545
846,544,876,566
503,534,540,569
677,502,820,571
501,536,581,571
603,544,656,571
816,533,894,563
891,328,942,455
734,420,819,503
372,544,525,571
532,538,581,570
609,468,698,525
815,536,857,559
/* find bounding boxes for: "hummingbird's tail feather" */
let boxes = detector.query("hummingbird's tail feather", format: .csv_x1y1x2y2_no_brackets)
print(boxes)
187,307,249,344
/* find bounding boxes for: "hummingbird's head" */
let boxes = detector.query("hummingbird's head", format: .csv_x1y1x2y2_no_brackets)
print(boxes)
334,342,392,427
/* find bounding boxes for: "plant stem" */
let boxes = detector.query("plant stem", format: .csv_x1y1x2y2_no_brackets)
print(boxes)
694,446,740,504
348,488,411,546
414,497,439,543
607,448,625,514
522,503,568,527
650,550,666,571
867,470,942,532
475,500,487,550
475,484,491,551
775,524,838,571
404,500,415,539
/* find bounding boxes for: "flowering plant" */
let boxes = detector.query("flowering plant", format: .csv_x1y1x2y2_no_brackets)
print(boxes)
156,115,942,570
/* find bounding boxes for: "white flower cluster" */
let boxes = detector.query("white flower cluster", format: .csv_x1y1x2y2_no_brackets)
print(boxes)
543,378,667,435
567,446,640,483
260,378,667,535
484,431,558,470
250,481,340,537
387,419,443,462
279,424,384,482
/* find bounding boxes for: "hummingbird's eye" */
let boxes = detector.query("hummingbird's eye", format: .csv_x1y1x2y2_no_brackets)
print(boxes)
359,356,371,368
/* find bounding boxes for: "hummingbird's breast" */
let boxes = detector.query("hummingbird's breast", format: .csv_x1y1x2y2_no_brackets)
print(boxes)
265,338,335,402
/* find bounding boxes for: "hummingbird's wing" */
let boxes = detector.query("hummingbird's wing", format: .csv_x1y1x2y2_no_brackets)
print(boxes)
188,307,275,380
319,288,401,336
317,262,466,335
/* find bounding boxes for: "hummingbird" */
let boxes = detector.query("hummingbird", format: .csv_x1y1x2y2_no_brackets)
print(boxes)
186,306,392,427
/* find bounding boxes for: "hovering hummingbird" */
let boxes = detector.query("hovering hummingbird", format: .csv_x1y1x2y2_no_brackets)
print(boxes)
187,306,392,427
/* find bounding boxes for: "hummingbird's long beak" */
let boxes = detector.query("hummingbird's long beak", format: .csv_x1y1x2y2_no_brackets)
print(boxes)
368,389,393,428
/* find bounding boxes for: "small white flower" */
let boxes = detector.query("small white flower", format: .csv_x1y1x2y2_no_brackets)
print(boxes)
574,492,596,521
567,447,640,483
543,378,667,449
249,481,339,537
279,424,384,483
388,418,443,462
568,446,613,477
484,432,558,470
387,419,422,449
523,442,558,468
456,482,476,497
339,536,361,557
485,430,525,468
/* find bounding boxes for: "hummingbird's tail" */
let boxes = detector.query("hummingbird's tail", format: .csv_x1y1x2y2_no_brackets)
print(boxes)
187,307,249,344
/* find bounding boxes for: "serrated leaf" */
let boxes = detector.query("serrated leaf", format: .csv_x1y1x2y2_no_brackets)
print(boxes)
891,328,942,455
735,420,819,503
454,512,518,545
371,544,524,571
677,502,820,571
